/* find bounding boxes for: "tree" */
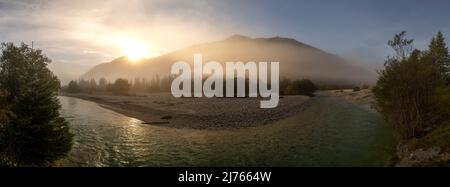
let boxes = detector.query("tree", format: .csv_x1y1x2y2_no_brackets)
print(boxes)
149,75,161,93
279,77,292,95
427,31,450,83
66,80,80,93
98,77,107,91
111,78,130,95
284,79,317,96
387,31,414,60
0,95,14,126
78,79,90,92
89,78,97,91
0,42,73,166
0,96,16,166
373,32,446,141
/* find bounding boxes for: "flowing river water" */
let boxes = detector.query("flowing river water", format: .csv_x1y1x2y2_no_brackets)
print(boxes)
59,95,394,167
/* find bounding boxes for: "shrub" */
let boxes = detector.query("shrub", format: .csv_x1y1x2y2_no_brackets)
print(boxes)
374,31,449,141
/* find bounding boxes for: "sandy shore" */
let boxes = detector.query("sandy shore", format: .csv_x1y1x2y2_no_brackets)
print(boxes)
327,89,376,112
60,92,311,129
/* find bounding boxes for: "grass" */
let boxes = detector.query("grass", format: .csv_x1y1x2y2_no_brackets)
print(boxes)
411,122,450,152
406,121,450,166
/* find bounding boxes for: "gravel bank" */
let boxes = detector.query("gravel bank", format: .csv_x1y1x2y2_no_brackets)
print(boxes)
60,93,311,129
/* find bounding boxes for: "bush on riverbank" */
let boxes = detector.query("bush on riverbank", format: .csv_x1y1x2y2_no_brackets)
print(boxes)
373,31,450,166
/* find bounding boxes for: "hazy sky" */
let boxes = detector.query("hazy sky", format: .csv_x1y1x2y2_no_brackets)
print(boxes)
1,0,449,71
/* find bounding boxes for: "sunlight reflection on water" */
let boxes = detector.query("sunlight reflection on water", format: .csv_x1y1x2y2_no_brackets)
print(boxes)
59,96,393,167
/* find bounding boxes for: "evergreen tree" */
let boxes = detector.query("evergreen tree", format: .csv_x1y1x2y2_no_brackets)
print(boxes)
428,31,450,83
0,43,73,166
78,79,90,92
98,77,107,91
67,80,80,93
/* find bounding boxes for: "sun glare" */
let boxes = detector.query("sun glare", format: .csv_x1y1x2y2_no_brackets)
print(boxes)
118,38,153,62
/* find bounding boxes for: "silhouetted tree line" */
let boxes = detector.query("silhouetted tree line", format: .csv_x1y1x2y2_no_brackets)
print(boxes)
0,43,73,166
64,76,318,97
63,75,176,95
373,31,450,143
182,77,317,97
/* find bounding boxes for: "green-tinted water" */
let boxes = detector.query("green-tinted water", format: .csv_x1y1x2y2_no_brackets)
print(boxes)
60,95,394,167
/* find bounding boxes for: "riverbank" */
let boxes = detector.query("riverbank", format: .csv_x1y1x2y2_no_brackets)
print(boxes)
328,89,450,166
327,89,376,112
60,92,311,129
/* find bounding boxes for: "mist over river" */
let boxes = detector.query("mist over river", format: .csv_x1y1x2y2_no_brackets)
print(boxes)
59,95,394,167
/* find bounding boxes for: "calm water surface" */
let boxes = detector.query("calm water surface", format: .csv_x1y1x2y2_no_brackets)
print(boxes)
59,95,394,167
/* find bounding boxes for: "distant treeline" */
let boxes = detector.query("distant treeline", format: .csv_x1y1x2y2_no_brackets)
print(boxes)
63,76,319,97
316,84,370,91
62,75,175,95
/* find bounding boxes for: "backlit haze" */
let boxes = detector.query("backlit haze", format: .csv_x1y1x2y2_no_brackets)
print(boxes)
1,0,449,84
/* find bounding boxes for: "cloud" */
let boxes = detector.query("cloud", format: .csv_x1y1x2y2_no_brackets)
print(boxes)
0,0,236,67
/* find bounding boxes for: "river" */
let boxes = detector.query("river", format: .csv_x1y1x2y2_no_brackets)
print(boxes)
59,95,394,167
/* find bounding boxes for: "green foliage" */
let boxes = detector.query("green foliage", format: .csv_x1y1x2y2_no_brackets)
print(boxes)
374,32,450,141
0,42,73,166
427,31,450,84
431,86,450,122
0,95,15,166
111,78,130,95
411,121,450,153
0,96,14,126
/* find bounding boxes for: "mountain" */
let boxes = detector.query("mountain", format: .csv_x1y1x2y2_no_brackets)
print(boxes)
82,34,376,85
48,62,91,85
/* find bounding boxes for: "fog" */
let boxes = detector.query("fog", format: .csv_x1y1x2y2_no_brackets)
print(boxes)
82,35,376,86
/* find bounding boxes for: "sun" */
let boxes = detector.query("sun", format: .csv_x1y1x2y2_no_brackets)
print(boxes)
119,39,152,62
